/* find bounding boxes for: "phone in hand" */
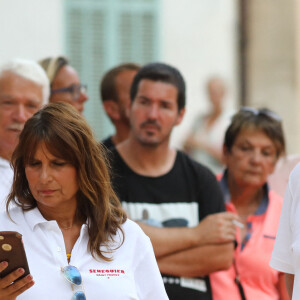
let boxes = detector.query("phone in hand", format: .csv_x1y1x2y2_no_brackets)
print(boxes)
0,231,30,280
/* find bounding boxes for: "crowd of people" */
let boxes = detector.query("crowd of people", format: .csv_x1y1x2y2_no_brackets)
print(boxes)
0,56,298,299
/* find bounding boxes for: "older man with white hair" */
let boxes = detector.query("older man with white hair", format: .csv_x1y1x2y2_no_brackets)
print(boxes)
0,58,49,211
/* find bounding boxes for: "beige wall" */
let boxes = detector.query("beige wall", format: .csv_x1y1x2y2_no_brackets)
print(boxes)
246,0,299,154
296,0,300,152
162,0,239,148
0,0,63,64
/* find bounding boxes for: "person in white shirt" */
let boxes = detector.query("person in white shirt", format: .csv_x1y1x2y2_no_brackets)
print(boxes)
270,163,300,299
0,102,168,300
0,59,49,211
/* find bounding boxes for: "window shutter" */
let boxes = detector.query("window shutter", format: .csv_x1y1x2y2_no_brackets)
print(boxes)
64,0,159,140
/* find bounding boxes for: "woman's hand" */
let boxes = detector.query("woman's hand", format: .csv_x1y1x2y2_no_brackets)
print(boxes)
0,261,34,300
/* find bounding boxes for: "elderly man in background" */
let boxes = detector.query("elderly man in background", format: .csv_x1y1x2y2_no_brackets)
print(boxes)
0,58,49,211
100,63,140,149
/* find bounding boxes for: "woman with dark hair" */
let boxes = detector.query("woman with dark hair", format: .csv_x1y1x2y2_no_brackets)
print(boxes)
0,103,168,299
210,107,288,300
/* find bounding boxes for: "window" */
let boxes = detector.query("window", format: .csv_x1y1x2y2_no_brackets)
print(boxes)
64,0,160,140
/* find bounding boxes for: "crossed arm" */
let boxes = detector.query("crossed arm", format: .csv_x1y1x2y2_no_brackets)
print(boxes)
157,243,234,277
137,211,239,277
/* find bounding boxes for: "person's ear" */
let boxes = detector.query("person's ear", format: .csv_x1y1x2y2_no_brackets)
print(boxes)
175,108,186,126
125,101,133,120
103,100,120,121
223,144,230,164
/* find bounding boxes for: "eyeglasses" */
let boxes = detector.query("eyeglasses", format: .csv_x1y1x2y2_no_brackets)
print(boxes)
61,265,86,300
240,107,282,122
51,84,87,102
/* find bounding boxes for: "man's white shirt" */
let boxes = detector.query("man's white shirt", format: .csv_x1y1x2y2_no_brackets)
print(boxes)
0,156,13,212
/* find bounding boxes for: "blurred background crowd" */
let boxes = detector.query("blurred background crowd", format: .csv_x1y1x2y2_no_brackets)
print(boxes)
1,1,300,298
2,0,299,155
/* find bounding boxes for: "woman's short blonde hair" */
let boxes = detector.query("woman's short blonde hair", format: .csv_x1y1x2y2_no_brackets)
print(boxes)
39,56,69,85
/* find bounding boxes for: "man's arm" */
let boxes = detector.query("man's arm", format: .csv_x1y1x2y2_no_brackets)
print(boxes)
285,273,294,299
157,242,234,277
138,211,239,258
277,272,289,300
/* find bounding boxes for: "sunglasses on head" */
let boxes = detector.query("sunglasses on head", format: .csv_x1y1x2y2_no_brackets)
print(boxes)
61,265,86,300
240,106,282,122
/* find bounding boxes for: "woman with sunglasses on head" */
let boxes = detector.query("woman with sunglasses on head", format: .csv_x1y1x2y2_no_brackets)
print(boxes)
0,103,168,300
210,108,289,300
39,56,88,114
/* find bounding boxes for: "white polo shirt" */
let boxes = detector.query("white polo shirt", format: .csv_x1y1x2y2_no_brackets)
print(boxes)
270,163,300,300
0,156,13,212
0,207,168,300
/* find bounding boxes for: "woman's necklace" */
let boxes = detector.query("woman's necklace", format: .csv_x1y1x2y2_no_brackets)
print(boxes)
57,222,73,230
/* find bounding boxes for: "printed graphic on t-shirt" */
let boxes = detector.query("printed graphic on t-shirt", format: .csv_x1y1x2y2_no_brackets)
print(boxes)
122,202,199,227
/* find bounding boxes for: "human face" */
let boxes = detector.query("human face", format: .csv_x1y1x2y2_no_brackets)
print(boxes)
207,79,226,109
25,143,79,212
0,72,43,161
129,79,185,147
224,129,278,188
50,65,88,114
115,69,137,123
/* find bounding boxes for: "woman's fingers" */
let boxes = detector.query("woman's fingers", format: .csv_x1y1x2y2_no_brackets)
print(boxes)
0,263,34,300
0,267,25,289
4,274,34,299
0,261,8,273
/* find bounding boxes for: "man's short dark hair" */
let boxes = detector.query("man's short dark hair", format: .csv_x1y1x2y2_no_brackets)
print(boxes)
100,63,140,102
130,62,186,111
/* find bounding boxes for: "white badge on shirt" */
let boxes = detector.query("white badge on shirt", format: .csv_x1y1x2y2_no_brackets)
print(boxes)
180,277,207,292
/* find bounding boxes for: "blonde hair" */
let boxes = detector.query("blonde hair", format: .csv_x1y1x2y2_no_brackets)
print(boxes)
39,56,69,85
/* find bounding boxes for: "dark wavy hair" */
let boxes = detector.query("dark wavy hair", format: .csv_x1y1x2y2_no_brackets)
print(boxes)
7,102,127,261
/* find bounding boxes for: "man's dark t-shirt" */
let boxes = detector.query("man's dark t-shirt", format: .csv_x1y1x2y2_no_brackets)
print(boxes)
101,135,115,150
110,149,225,300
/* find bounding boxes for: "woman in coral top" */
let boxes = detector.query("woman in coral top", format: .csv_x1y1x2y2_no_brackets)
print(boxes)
211,107,288,300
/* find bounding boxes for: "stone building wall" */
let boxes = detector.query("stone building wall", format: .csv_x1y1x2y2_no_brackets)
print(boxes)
246,0,299,153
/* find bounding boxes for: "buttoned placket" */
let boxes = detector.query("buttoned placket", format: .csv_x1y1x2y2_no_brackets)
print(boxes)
41,221,88,295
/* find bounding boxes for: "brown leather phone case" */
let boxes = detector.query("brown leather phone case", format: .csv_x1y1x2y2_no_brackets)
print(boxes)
0,231,30,280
